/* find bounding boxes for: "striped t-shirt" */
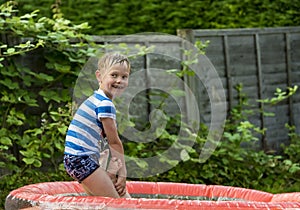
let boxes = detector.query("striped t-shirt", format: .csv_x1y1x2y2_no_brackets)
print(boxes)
64,89,116,159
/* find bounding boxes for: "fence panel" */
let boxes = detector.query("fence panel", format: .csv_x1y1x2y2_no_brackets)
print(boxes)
178,27,300,151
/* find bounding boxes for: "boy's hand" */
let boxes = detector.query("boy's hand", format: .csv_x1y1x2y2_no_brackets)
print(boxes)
107,172,117,184
115,176,127,196
106,157,122,184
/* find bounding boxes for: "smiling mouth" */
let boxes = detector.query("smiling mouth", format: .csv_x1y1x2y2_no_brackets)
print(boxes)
112,85,124,89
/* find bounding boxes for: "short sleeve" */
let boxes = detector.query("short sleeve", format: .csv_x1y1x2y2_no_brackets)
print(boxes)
95,100,116,120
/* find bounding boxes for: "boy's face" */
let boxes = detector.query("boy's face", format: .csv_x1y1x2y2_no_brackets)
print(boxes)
96,63,129,99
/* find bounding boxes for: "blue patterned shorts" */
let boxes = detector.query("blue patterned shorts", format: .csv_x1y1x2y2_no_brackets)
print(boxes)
63,154,100,183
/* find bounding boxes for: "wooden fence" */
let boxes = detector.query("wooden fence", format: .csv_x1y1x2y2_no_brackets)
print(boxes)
178,27,300,151
20,27,300,152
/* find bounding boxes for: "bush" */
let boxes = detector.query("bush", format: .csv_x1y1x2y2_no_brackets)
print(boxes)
0,1,97,208
131,83,300,193
17,0,300,35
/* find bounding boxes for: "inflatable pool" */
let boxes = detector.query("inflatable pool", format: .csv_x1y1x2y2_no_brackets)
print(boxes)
5,181,300,210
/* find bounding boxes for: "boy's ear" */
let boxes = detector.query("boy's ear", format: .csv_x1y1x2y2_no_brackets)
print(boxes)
95,70,101,82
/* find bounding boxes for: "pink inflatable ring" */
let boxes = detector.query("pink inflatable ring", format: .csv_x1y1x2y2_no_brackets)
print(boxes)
5,181,300,209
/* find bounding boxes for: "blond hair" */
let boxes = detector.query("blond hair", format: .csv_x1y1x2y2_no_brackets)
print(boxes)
97,53,131,74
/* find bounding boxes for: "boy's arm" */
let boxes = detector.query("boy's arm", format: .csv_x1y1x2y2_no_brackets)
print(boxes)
101,117,126,177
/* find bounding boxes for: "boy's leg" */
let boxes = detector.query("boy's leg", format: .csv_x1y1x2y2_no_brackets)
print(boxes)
81,184,93,196
81,167,120,198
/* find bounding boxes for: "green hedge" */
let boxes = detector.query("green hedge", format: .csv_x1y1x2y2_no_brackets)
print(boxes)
18,0,300,35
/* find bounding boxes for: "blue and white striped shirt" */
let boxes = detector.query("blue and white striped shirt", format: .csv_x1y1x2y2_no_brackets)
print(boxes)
64,89,116,159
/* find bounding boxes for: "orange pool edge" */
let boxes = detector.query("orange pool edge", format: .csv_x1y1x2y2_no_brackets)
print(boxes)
5,181,300,210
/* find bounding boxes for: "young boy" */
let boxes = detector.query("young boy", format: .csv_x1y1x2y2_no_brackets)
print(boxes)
63,53,131,198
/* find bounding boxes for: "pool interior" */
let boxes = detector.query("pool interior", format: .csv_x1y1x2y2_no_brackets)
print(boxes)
56,193,245,201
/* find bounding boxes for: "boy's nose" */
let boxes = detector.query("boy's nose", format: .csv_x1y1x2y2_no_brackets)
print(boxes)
116,77,121,83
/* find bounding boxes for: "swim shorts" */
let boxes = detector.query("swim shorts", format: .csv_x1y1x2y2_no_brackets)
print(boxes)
63,154,100,183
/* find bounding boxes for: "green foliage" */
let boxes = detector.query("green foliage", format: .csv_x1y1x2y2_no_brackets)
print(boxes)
257,86,298,105
133,83,300,193
283,124,300,170
17,0,300,35
0,1,98,208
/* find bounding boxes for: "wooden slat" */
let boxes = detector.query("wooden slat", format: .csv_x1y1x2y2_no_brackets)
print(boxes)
254,33,267,150
288,33,300,127
223,35,233,111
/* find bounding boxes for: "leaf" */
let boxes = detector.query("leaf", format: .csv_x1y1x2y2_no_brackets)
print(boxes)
54,141,64,151
42,153,51,158
0,78,19,89
22,157,35,165
74,22,90,30
23,95,38,107
22,75,33,86
36,73,54,81
7,108,25,126
0,161,6,168
283,159,292,166
39,90,63,103
289,164,300,173
29,72,54,82
20,150,34,157
263,112,275,117
180,149,190,161
15,41,34,49
170,89,186,97
0,137,12,146
57,126,67,134
54,63,71,73
0,145,9,150
6,48,15,54
134,159,148,169
24,128,42,136
0,67,19,77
